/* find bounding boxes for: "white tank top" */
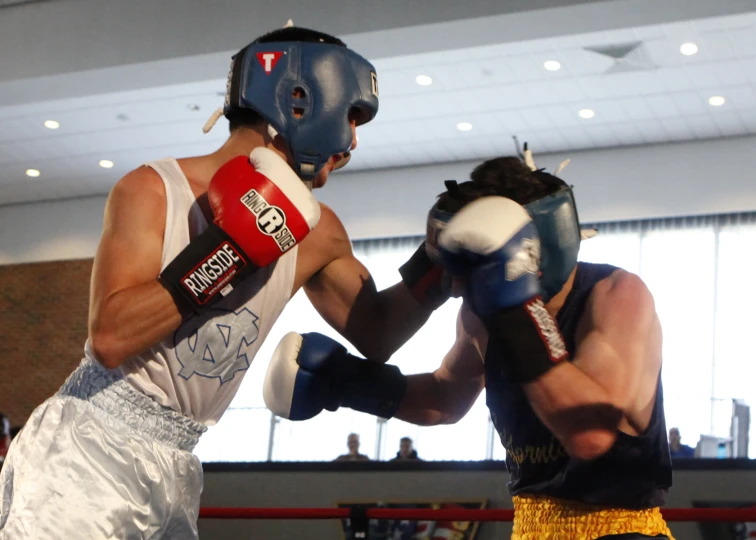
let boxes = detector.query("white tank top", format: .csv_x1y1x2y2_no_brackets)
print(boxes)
86,157,297,425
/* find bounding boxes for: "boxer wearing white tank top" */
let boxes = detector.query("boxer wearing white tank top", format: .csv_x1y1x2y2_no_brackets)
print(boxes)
0,26,447,540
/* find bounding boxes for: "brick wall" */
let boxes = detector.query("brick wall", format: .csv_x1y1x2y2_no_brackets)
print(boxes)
0,259,92,427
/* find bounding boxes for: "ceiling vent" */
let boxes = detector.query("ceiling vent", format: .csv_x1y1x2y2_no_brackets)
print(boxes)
584,41,656,74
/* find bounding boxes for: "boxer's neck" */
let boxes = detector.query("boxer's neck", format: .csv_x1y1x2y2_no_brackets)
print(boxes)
545,267,577,318
215,127,282,162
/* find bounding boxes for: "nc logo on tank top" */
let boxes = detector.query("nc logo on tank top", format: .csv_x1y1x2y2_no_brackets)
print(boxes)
173,307,260,384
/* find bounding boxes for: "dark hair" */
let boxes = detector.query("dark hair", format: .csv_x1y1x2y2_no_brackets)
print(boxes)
253,27,346,47
400,437,412,444
436,156,568,212
228,27,346,133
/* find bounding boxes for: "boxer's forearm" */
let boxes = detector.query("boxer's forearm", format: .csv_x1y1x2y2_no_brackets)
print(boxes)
89,280,183,369
341,282,434,362
305,255,434,362
395,372,481,426
363,282,433,358
522,362,623,461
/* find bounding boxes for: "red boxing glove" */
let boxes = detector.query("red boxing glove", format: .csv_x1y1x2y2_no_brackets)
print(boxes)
159,148,320,316
209,147,320,266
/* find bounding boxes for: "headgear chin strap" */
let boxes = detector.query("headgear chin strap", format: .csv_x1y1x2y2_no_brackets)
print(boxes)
206,31,379,179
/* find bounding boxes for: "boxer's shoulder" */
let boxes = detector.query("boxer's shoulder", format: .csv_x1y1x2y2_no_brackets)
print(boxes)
97,168,170,263
291,202,353,287
312,202,344,233
590,269,651,312
299,202,351,259
106,166,167,220
579,268,656,344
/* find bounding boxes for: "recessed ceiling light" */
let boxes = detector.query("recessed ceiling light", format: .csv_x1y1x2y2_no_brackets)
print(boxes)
680,43,698,56
99,160,115,169
578,109,595,119
44,120,60,130
456,122,473,132
544,60,561,71
415,75,433,86
26,169,40,178
708,96,726,107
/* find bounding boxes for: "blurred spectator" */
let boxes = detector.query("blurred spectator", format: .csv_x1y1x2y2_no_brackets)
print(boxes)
0,412,10,470
669,427,695,458
390,437,421,461
334,433,370,462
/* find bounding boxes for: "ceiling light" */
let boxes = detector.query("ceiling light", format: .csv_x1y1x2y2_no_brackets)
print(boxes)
708,96,726,107
26,169,40,178
544,60,561,71
44,120,60,130
456,122,473,132
578,109,595,119
680,43,698,56
99,160,115,169
415,75,433,86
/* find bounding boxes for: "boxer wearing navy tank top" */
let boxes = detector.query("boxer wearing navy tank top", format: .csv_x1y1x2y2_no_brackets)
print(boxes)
272,150,675,539
395,156,674,539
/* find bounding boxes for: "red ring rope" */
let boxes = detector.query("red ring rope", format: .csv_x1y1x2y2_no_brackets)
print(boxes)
199,506,756,522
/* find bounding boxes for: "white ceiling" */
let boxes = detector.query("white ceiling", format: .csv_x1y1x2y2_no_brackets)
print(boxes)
359,12,756,167
1,7,756,205
0,0,43,6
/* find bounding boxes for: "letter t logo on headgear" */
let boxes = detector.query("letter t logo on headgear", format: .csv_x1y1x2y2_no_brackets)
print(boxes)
256,52,284,74
201,18,294,134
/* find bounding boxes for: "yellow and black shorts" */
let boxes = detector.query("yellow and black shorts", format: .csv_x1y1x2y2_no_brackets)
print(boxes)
511,494,675,540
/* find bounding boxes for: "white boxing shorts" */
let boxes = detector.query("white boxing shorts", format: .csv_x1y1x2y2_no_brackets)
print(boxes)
0,359,207,540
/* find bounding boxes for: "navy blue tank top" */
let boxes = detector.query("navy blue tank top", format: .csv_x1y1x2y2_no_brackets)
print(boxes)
485,262,672,509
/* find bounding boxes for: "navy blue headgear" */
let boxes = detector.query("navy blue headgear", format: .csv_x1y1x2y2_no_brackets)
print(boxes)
524,185,581,302
504,139,584,301
223,38,379,178
426,179,582,303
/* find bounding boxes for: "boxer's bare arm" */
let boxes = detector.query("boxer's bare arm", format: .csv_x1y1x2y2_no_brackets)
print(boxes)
88,168,183,369
394,304,486,425
522,271,661,460
300,204,435,361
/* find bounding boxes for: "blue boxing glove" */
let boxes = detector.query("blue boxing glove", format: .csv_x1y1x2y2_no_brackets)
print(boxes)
437,197,568,382
263,332,407,421
436,197,542,314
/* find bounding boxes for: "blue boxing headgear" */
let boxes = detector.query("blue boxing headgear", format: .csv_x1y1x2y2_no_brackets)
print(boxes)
524,186,581,302
426,179,582,303
222,32,379,178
